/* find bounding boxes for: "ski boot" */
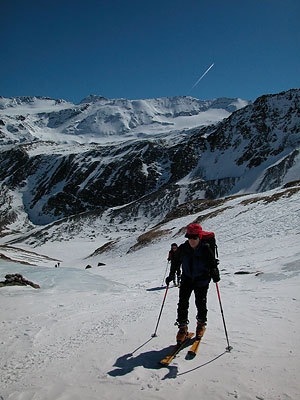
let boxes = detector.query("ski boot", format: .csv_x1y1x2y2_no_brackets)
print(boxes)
196,320,206,339
176,324,188,343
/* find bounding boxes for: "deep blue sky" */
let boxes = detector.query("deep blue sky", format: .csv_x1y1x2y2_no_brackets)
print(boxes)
1,0,299,104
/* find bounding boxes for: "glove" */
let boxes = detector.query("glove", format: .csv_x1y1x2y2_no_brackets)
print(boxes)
165,275,174,286
211,268,220,283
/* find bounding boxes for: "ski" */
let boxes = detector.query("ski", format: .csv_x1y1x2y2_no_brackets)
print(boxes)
187,326,206,358
159,332,194,366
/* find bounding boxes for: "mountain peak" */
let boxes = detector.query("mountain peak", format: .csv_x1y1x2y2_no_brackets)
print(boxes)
0,88,299,233
79,94,108,104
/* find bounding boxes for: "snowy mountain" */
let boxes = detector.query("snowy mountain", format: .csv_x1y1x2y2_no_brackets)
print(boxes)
0,181,299,400
0,89,299,400
0,95,247,143
0,89,299,239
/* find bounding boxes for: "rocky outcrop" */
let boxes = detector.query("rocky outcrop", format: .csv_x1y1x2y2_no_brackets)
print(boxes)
0,273,40,288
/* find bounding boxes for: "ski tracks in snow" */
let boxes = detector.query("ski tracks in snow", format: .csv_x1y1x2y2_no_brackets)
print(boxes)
0,284,152,394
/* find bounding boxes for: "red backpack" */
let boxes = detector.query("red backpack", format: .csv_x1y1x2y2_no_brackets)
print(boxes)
202,230,219,260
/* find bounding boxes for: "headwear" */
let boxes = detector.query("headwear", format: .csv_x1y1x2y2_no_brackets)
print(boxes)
185,223,202,238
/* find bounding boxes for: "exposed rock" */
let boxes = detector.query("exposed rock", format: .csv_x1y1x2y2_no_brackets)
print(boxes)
234,271,263,276
0,89,299,235
0,273,40,288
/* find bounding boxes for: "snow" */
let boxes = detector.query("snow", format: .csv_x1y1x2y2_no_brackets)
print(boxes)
282,152,300,183
0,185,300,400
0,97,73,115
0,95,248,146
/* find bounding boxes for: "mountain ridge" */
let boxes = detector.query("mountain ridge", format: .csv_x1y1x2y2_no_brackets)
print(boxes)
0,94,247,143
0,88,299,242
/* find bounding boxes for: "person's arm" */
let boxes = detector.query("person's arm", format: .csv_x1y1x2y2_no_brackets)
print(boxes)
203,242,220,282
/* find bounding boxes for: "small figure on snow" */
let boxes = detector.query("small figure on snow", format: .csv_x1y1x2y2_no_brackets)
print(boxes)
165,223,220,343
167,243,181,286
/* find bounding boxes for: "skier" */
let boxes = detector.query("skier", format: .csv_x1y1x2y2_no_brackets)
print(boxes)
167,243,181,286
166,223,220,343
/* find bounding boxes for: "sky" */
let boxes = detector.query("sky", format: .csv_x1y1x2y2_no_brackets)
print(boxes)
1,0,300,104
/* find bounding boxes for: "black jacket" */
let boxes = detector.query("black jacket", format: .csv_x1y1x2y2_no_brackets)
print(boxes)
169,240,219,286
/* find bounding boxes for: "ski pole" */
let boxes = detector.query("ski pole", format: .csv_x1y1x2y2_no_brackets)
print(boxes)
161,260,170,286
152,284,169,337
215,282,232,352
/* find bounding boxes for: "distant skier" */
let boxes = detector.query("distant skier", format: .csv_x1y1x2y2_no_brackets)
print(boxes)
166,223,220,343
167,243,181,286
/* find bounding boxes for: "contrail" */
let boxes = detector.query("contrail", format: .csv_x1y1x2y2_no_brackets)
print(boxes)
189,62,215,92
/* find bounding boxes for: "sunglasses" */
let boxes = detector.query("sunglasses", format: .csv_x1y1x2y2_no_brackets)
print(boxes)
186,234,199,240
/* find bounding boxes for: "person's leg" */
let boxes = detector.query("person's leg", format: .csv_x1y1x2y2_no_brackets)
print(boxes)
194,285,209,338
176,267,181,286
177,281,193,325
194,285,209,323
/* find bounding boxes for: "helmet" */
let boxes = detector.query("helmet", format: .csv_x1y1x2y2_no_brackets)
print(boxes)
185,223,202,238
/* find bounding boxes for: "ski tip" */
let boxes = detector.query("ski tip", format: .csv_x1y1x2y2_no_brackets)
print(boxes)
226,345,233,352
187,350,196,359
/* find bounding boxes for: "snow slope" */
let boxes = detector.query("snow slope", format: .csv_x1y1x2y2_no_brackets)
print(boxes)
0,95,247,144
0,184,300,400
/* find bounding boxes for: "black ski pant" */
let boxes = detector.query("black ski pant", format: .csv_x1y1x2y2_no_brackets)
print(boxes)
177,279,209,325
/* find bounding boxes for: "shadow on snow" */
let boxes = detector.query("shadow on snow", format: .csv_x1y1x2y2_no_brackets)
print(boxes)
146,286,167,291
108,341,229,380
107,346,179,379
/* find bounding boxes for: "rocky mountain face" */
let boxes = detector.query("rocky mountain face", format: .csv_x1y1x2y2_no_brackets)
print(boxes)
0,89,299,237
